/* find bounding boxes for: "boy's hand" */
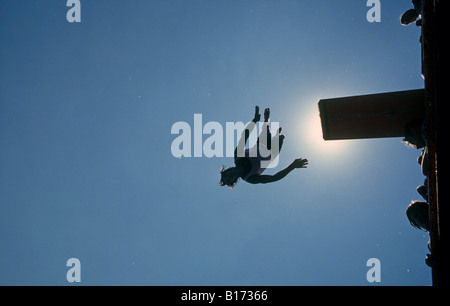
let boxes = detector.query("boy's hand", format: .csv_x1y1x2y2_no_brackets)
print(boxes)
291,158,308,169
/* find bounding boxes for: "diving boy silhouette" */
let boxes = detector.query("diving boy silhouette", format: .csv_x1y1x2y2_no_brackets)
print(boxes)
220,106,308,188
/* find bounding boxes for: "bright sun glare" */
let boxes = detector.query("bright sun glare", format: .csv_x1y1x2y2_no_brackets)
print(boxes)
301,109,352,158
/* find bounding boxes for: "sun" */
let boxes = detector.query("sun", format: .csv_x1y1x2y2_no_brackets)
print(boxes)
300,108,353,158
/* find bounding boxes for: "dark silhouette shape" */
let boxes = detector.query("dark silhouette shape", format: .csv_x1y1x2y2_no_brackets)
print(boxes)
220,106,308,188
401,0,422,26
406,200,430,232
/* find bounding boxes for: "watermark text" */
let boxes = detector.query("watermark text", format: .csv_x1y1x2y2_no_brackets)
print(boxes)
171,114,280,168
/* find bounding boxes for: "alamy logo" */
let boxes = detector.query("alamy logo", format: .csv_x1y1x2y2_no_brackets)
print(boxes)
171,114,280,168
366,0,381,23
66,0,81,23
366,258,381,283
66,258,81,283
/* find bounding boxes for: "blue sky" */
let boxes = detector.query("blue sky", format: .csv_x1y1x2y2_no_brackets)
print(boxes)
0,1,430,285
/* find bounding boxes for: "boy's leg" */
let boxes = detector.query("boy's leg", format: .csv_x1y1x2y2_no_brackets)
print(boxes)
270,128,284,160
264,108,272,150
278,129,285,152
257,108,272,150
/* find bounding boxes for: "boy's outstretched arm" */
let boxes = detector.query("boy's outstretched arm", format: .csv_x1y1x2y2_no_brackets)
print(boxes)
246,158,308,184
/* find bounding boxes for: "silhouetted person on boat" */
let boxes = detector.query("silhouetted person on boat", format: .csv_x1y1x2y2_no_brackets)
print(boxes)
406,200,430,232
401,0,422,26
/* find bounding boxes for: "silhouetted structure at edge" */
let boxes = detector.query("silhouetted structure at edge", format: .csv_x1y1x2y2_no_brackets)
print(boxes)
318,0,445,286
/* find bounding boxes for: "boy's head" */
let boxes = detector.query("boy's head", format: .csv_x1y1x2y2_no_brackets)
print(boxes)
406,200,430,231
